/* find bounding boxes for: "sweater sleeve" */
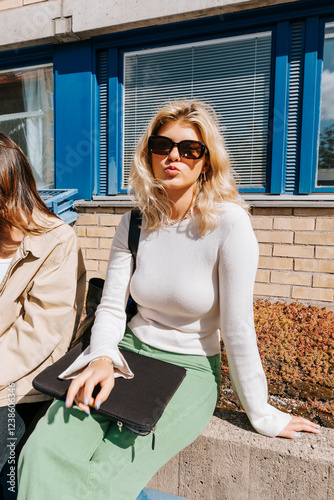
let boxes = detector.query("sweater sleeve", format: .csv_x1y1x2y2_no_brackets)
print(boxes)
218,210,291,437
59,211,134,380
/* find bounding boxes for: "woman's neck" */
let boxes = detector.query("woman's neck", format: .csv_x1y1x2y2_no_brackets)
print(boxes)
0,227,25,259
166,188,196,223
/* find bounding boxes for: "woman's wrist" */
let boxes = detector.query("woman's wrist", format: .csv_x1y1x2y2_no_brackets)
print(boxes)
88,356,113,367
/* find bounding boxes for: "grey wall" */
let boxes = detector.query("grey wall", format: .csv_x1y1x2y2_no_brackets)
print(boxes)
0,0,301,52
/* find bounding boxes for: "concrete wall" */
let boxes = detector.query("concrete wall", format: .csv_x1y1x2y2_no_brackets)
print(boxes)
146,411,334,499
0,0,300,51
73,202,334,309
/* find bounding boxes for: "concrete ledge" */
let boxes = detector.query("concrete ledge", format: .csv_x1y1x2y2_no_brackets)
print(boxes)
76,194,334,210
147,409,334,499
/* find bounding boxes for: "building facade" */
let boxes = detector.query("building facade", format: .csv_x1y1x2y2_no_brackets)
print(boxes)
0,0,333,308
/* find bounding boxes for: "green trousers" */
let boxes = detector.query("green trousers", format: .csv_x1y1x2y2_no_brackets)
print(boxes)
18,328,221,500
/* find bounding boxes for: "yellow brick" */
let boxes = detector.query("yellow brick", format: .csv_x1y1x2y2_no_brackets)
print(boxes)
294,208,334,216
255,270,270,283
292,287,333,302
316,218,334,231
295,232,334,246
254,230,293,244
99,214,124,226
313,275,334,289
271,271,312,286
115,207,132,214
315,246,334,259
86,249,110,261
254,283,290,298
78,237,98,249
252,208,292,216
84,260,99,272
258,257,293,270
295,259,334,273
99,260,108,273
76,214,98,226
258,244,272,257
75,226,86,237
251,217,273,230
273,244,314,258
99,238,112,249
86,226,115,238
0,0,22,10
273,217,315,231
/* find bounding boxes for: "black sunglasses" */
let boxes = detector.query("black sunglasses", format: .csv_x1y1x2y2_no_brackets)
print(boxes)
148,135,206,160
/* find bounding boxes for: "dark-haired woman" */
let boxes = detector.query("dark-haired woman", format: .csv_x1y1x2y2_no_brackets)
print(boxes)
0,132,86,479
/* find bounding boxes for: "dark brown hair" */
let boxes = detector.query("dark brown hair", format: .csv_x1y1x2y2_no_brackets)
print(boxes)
0,132,56,237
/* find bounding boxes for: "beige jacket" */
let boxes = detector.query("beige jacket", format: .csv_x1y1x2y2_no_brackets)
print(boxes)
0,217,86,407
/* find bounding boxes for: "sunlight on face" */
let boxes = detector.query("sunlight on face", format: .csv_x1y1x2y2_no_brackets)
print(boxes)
151,121,208,199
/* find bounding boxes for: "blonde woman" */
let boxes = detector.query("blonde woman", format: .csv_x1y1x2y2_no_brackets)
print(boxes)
18,101,319,500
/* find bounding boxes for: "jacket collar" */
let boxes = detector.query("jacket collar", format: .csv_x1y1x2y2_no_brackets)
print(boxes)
17,216,65,259
20,232,46,259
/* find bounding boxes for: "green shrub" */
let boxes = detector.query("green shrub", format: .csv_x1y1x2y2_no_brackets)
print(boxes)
220,300,334,426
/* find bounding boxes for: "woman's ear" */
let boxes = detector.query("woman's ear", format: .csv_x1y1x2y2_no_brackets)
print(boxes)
202,161,210,175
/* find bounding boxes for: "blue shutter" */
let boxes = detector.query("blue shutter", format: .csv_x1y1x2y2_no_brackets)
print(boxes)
285,22,304,193
97,50,109,195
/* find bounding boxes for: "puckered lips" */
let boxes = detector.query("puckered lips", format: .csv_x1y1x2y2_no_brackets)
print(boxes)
165,165,180,176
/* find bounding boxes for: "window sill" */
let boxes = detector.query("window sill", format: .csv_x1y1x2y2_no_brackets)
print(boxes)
74,194,334,209
76,195,136,208
244,194,334,208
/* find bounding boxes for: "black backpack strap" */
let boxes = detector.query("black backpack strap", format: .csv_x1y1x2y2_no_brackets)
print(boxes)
128,208,142,272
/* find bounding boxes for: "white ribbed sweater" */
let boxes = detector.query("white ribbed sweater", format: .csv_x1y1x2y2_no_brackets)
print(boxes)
61,203,291,437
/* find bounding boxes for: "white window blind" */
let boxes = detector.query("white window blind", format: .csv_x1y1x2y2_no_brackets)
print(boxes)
123,32,272,189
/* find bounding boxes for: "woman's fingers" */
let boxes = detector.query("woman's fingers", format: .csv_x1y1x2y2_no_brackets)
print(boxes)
93,376,115,409
65,369,93,408
82,377,100,407
75,386,95,413
278,416,321,439
74,398,92,415
65,360,115,413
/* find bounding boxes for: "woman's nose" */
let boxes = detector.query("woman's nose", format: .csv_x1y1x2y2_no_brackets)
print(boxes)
168,145,180,161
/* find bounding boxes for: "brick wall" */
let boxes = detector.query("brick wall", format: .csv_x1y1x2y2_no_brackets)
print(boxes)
74,204,334,310
0,0,47,11
75,208,129,282
252,207,334,306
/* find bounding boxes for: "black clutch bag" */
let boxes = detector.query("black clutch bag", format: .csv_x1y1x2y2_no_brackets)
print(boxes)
33,209,186,449
33,341,186,448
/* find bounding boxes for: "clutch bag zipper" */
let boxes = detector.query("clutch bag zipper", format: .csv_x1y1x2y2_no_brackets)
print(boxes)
117,420,156,450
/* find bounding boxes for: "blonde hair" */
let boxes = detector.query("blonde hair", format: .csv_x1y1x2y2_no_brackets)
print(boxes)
129,100,248,236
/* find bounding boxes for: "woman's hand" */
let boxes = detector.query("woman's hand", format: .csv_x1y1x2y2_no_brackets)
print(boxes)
65,358,115,414
277,416,321,439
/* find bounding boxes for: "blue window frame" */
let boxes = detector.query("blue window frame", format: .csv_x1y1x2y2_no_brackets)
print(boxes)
94,25,276,196
0,43,94,200
271,14,334,194
314,19,334,191
93,6,334,198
